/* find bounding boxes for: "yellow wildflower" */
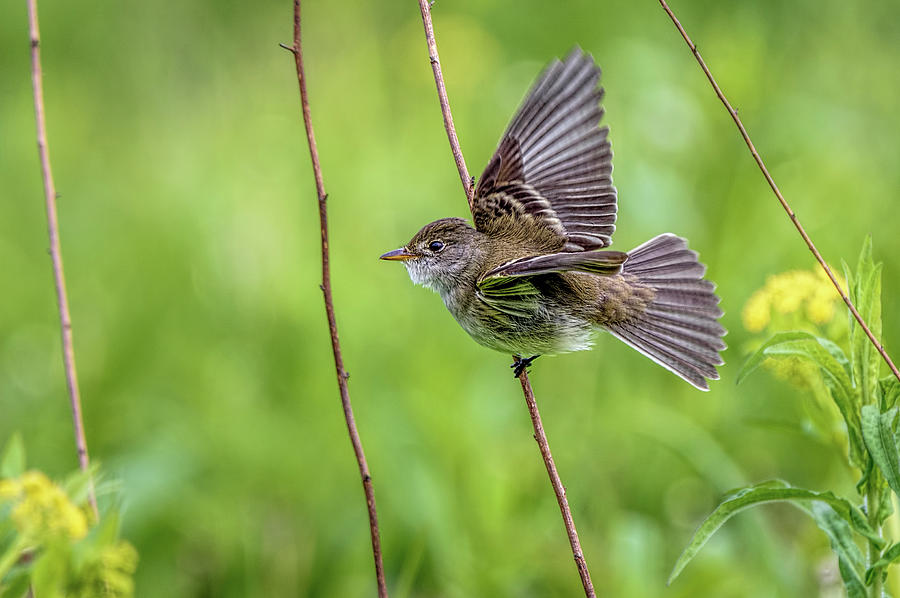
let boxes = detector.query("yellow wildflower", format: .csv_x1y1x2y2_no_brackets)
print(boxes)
1,470,88,541
807,295,836,324
742,289,771,332
742,266,847,334
769,271,809,313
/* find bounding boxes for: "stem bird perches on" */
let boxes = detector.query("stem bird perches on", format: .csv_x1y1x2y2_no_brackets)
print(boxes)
415,2,596,595
27,0,98,519
517,368,596,597
657,0,900,384
284,2,388,596
417,0,474,212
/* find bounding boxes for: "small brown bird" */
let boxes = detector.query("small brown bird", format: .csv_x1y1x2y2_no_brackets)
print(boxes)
381,48,726,389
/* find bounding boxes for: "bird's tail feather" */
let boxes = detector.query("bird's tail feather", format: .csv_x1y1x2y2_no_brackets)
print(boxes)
605,234,726,390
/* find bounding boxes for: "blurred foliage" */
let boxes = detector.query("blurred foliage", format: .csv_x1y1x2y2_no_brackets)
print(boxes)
1,0,899,595
742,266,850,453
0,435,137,597
680,238,900,597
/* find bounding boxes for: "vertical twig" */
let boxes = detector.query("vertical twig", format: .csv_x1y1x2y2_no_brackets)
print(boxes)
284,2,388,596
416,0,475,210
518,370,597,597
416,2,596,595
657,0,900,385
27,0,98,518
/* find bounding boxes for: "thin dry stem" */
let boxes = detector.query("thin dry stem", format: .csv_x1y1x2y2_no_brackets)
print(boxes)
416,2,595,594
27,0,98,518
657,0,900,384
287,2,387,595
416,0,475,209
518,369,597,597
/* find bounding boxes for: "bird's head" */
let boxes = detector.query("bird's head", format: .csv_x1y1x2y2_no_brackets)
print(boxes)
380,217,481,292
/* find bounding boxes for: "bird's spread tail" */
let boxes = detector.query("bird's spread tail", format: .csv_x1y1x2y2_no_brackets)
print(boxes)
605,234,726,390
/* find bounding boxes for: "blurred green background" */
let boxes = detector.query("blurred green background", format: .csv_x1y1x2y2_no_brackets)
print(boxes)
2,0,899,595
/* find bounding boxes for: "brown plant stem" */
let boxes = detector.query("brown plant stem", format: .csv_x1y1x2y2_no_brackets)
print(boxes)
416,0,475,210
518,369,597,597
284,2,388,596
27,0,98,518
416,2,596,594
657,0,900,384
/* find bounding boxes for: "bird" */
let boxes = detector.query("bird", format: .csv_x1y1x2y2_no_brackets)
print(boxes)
381,48,726,390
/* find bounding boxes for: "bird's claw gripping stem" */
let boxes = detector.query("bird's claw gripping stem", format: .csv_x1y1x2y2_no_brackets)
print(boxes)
511,355,540,378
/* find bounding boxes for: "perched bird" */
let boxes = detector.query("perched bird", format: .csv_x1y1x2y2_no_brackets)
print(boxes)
381,48,726,389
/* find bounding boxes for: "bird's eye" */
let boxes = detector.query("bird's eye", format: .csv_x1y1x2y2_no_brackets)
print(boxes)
429,241,445,252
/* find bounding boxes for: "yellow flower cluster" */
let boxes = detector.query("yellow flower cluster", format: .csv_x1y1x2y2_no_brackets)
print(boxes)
742,267,847,332
0,470,88,541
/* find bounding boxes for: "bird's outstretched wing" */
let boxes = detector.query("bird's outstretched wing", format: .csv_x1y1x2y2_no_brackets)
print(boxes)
476,250,628,318
472,48,617,252
483,249,627,279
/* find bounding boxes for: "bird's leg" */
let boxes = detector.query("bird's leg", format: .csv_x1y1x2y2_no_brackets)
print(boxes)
511,354,541,378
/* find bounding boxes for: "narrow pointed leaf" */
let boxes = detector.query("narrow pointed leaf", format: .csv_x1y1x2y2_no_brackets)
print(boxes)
29,542,67,598
736,331,826,385
860,405,900,495
668,480,883,584
802,502,866,596
62,464,99,506
877,479,894,526
849,236,882,407
736,331,863,465
837,558,866,598
865,542,900,585
881,375,900,410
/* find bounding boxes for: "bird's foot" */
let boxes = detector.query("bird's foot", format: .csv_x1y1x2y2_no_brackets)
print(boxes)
511,354,541,378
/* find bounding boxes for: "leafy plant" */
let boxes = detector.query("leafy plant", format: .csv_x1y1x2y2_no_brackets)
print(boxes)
0,435,137,598
671,238,898,597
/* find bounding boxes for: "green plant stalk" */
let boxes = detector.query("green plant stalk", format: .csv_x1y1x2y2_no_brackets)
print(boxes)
889,493,900,597
867,481,883,597
0,537,29,580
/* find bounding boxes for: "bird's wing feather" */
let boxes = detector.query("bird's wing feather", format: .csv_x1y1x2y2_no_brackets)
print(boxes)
472,48,617,251
475,276,541,318
476,250,628,317
482,250,627,279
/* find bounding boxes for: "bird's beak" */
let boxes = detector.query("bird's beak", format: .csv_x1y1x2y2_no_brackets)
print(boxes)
380,248,416,261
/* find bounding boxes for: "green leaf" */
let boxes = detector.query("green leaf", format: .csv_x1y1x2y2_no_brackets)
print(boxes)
62,465,100,508
736,331,864,466
877,478,894,526
837,559,866,598
0,435,25,479
0,569,32,598
849,236,882,407
95,507,122,547
880,375,900,410
865,542,900,585
29,542,68,598
0,538,28,583
802,502,866,597
738,332,821,384
860,405,900,495
819,337,853,377
668,480,883,584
